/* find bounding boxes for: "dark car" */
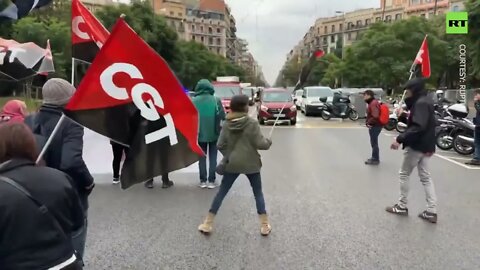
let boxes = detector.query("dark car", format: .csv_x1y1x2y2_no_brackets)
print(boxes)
257,88,297,125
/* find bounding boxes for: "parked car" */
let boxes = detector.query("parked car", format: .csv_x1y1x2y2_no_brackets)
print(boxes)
257,88,297,125
212,82,242,113
293,90,303,109
242,87,256,106
300,86,334,116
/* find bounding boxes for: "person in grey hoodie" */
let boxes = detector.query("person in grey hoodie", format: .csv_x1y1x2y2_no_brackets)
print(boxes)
198,95,273,236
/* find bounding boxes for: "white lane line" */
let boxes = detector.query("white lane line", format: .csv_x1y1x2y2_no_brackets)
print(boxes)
434,154,480,170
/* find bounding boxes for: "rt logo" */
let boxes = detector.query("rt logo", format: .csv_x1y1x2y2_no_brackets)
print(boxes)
446,12,468,34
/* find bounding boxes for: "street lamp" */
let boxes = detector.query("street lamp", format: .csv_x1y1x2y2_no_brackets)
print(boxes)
336,11,345,87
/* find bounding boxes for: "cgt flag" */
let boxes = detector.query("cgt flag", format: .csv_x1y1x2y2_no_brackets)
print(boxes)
294,49,325,90
411,36,431,79
71,0,109,63
64,19,203,189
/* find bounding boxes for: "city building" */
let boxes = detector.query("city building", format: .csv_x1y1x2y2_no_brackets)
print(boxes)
225,5,238,63
184,0,227,57
80,0,118,12
154,0,187,39
288,0,466,61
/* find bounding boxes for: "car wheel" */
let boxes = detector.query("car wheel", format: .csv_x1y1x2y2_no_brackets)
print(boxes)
291,119,297,126
258,117,265,125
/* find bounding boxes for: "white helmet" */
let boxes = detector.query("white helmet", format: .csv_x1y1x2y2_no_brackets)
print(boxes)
436,90,444,95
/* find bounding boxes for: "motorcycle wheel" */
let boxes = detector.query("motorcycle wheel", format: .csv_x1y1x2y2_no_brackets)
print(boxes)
321,111,331,121
348,110,359,121
384,119,397,131
435,131,453,150
396,122,406,133
453,134,475,156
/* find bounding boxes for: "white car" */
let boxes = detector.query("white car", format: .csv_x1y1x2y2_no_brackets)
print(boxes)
293,90,303,109
300,86,334,116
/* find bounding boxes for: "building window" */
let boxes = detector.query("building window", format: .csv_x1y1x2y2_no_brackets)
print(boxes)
201,36,204,42
217,48,221,54
376,17,381,22
217,38,221,45
330,35,335,43
365,19,371,25
323,37,328,44
420,13,426,17
452,5,460,12
339,23,343,31
209,37,213,45
348,33,352,40
331,25,335,33
324,26,328,34
217,28,221,33
192,35,196,41
200,26,204,32
410,0,420,5
356,20,362,27
192,25,195,31
395,13,402,20
386,15,392,22
170,11,174,16
209,27,213,34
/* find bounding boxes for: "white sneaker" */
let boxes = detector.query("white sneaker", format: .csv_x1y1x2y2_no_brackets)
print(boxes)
112,178,120,185
199,182,208,189
207,182,217,189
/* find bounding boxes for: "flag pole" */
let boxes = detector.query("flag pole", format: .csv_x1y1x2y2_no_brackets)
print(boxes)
71,58,75,85
269,103,288,138
36,114,66,164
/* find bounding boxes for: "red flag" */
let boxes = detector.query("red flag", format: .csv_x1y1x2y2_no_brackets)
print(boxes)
71,0,109,63
295,49,325,90
65,19,202,188
412,36,431,78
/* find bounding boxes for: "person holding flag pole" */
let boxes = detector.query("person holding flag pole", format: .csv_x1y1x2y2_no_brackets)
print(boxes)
386,36,439,224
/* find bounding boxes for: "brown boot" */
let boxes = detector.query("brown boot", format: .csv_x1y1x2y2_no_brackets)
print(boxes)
259,214,272,236
198,213,215,234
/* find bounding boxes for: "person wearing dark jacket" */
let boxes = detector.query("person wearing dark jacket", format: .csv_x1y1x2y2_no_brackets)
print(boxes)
198,95,272,236
0,123,84,270
387,78,438,224
363,90,382,165
24,78,94,262
466,90,480,166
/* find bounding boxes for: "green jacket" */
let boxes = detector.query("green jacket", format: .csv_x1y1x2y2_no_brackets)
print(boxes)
218,112,272,174
192,79,225,143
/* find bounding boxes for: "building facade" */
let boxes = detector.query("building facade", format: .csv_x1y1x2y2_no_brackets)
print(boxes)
289,0,466,61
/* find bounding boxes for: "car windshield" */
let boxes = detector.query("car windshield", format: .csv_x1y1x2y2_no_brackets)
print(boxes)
295,91,303,97
263,92,292,102
214,86,241,99
306,87,333,97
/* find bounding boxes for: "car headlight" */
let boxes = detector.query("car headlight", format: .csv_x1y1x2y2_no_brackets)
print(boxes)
260,105,268,112
290,105,296,111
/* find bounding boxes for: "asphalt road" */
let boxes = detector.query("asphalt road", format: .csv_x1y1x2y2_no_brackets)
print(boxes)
83,112,480,270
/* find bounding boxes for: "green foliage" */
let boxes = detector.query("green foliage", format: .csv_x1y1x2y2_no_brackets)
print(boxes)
277,12,480,91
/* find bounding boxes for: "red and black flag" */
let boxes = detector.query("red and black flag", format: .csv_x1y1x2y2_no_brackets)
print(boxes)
294,49,325,90
64,19,203,189
411,36,431,79
71,0,109,64
0,0,53,22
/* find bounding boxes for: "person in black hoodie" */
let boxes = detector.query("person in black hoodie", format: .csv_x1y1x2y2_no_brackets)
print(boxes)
25,78,94,262
387,78,438,224
0,123,84,270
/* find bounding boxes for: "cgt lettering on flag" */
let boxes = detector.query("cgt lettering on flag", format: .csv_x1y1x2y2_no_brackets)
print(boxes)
446,12,468,34
99,63,178,145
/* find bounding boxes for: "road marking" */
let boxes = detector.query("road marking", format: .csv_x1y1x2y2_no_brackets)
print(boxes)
434,154,480,170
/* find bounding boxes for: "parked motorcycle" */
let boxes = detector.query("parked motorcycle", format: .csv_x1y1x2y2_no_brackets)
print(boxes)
453,118,475,156
319,96,359,121
384,104,399,131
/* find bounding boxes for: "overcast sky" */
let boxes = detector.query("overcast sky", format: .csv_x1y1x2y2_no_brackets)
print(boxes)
226,0,381,85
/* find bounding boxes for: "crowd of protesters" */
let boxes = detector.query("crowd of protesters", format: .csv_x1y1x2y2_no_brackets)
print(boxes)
1,75,479,268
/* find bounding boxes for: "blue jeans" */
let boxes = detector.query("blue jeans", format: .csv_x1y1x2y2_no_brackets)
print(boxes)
474,128,480,160
72,211,87,265
369,126,382,161
209,173,267,215
199,141,218,183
